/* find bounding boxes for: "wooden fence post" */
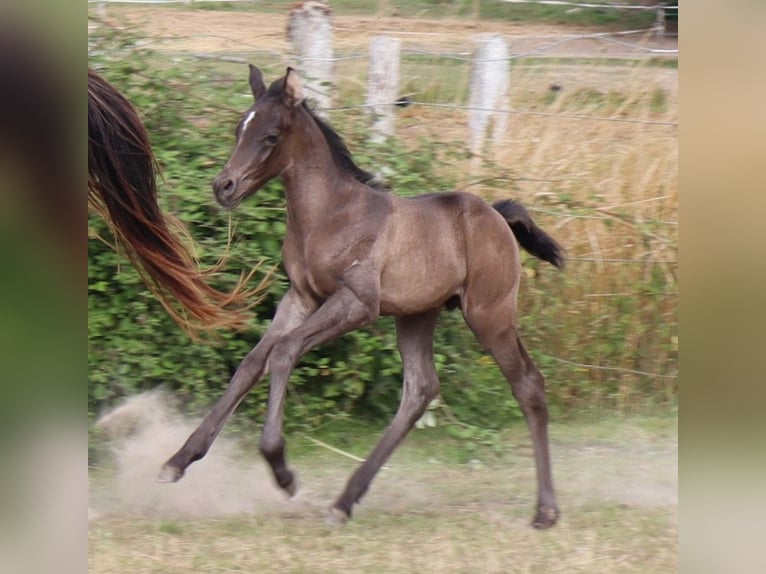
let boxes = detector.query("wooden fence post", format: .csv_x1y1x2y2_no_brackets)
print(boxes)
365,36,401,143
468,34,510,159
287,1,334,114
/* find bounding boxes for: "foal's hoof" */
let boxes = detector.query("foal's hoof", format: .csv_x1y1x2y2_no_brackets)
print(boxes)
324,507,349,527
157,464,183,483
282,476,299,499
531,505,560,530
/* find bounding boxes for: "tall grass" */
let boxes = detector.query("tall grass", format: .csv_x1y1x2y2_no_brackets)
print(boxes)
329,41,678,412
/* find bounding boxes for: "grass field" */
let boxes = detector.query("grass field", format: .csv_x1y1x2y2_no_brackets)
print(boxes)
89,394,677,573
89,506,676,573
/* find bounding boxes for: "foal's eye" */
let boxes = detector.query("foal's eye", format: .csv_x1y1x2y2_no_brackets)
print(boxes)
264,133,279,145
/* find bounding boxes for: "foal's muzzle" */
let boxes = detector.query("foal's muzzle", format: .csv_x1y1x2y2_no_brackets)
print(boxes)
213,173,243,208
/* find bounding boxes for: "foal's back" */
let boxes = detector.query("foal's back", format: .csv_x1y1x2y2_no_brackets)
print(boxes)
373,189,521,316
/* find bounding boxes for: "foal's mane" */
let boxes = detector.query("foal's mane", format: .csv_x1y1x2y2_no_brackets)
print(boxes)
264,74,385,191
302,103,387,192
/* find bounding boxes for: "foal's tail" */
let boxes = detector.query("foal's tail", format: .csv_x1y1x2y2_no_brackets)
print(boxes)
492,199,565,269
88,69,268,338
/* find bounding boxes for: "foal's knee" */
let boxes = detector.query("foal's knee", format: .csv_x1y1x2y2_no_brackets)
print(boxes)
230,344,271,387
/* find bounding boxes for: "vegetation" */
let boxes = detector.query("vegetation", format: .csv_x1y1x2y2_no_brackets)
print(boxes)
88,19,677,439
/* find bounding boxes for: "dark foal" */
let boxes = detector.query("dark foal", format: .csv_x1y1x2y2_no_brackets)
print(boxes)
160,65,565,528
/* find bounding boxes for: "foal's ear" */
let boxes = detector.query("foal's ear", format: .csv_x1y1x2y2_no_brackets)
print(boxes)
249,64,266,100
282,67,304,107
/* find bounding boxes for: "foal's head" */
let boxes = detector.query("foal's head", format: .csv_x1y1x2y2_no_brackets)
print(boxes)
213,65,307,208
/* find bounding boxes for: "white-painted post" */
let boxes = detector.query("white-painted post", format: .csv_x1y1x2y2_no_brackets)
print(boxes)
366,36,401,143
287,1,334,114
468,34,510,158
655,7,666,34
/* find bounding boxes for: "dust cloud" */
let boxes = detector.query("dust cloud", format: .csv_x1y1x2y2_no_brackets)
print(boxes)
89,391,312,521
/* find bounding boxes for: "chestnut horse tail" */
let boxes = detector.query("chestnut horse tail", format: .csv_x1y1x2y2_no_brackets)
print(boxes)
492,199,566,270
88,69,268,338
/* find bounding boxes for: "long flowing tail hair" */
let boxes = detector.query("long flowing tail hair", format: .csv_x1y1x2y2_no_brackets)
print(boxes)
88,69,268,337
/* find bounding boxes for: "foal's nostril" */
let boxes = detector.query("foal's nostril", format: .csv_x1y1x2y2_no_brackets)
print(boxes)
213,177,236,199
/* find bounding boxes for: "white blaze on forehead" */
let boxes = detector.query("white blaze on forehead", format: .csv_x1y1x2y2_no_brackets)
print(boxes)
227,110,257,168
242,110,256,133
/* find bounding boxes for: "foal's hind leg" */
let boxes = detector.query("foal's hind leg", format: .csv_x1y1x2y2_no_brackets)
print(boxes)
505,335,560,528
329,309,441,523
465,304,560,529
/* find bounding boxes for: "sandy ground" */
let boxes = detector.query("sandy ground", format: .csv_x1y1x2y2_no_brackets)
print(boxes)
89,393,678,573
89,391,676,522
92,5,678,58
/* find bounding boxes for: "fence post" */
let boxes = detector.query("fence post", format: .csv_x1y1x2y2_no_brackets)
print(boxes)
468,34,510,159
365,36,401,143
287,1,334,114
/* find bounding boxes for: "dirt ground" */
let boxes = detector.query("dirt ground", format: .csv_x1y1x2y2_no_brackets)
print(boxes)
89,391,676,522
94,5,678,59
88,392,677,573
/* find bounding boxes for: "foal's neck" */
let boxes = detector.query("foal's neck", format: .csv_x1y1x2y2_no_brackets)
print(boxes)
280,112,358,232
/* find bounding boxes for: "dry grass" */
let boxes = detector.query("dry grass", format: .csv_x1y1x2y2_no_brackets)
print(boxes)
90,393,677,574
89,506,676,573
364,52,679,402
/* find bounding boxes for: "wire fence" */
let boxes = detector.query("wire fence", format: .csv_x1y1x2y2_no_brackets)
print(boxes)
319,100,678,127
500,0,673,10
94,25,677,128
86,11,679,226
88,0,675,7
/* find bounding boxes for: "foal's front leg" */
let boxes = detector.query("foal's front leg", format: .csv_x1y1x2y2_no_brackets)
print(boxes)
257,280,379,497
158,289,314,483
